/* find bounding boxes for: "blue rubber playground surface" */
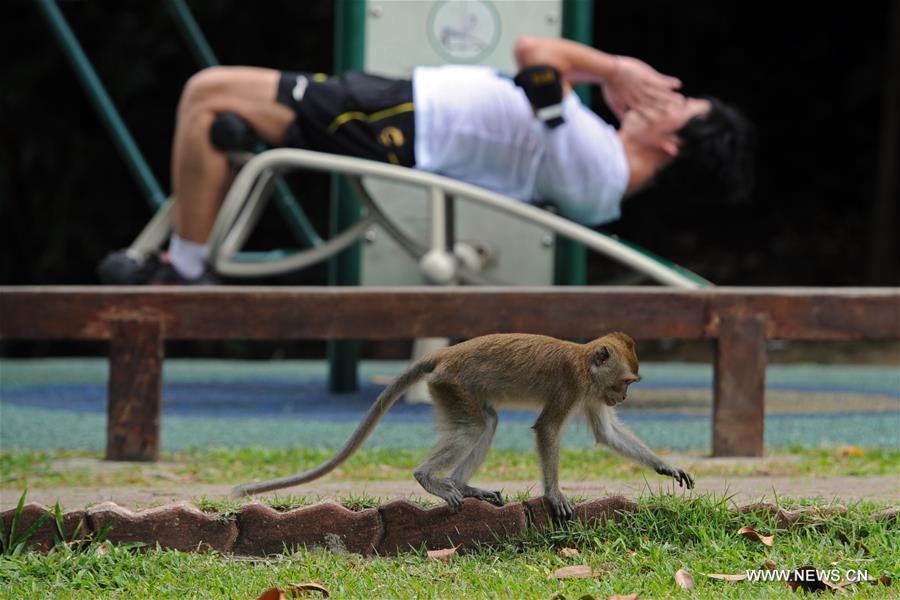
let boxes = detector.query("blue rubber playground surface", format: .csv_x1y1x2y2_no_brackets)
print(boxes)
1,359,898,452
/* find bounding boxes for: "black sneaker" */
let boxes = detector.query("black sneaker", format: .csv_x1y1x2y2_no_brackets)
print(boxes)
150,258,219,285
97,249,161,284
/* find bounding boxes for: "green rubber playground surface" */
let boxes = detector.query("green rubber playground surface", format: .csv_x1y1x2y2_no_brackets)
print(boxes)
1,359,898,452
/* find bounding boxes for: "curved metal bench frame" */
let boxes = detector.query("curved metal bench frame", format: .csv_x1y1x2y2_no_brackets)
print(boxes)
127,148,710,289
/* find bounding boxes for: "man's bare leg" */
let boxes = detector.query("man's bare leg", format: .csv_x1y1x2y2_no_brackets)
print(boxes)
168,66,295,277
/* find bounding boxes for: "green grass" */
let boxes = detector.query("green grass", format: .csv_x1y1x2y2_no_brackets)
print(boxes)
0,494,896,599
2,445,897,490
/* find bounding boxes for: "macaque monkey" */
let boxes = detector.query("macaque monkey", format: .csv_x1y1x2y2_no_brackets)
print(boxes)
235,332,694,518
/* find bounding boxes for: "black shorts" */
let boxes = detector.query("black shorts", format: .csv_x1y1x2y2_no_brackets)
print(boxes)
276,71,416,167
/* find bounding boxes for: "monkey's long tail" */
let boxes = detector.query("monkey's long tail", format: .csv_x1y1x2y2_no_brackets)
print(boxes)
232,357,437,497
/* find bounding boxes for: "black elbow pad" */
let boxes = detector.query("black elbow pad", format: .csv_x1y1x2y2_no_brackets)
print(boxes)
514,65,565,129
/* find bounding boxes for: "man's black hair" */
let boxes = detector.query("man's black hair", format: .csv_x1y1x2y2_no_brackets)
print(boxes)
655,96,756,204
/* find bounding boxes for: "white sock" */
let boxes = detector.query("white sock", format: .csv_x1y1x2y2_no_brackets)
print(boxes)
168,234,209,279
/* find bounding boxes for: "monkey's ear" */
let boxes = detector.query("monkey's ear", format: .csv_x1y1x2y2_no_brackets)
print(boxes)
592,346,611,366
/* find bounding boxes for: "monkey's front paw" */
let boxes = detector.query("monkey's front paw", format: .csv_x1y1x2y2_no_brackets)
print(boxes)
545,493,575,520
658,466,694,489
673,467,694,489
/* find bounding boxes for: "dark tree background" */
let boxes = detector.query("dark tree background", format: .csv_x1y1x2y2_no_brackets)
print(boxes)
2,0,897,289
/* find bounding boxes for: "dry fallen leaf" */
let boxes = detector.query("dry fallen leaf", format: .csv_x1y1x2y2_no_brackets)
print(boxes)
254,589,284,600
738,525,774,546
608,594,639,600
426,545,460,563
835,574,873,590
674,568,695,589
253,583,330,600
551,565,604,579
823,580,847,594
838,574,894,588
705,573,748,582
763,560,778,571
557,547,581,558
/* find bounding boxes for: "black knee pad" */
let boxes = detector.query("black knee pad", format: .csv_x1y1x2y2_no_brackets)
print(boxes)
210,112,259,152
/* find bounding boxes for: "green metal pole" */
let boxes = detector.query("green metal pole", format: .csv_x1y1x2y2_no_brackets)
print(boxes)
164,0,218,66
556,0,592,285
328,0,366,393
36,0,167,210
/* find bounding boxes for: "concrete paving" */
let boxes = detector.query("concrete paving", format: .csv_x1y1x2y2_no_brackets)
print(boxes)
2,358,898,451
5,474,898,512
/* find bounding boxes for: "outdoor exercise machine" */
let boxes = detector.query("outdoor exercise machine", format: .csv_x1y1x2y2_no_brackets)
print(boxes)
37,0,711,394
38,0,709,296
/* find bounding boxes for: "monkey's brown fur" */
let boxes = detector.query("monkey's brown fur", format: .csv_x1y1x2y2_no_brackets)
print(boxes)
235,332,694,518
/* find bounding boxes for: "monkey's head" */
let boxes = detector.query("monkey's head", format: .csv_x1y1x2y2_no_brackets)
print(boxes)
589,332,641,406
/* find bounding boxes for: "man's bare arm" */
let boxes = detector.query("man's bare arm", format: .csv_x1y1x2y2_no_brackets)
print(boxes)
514,36,619,86
514,36,681,120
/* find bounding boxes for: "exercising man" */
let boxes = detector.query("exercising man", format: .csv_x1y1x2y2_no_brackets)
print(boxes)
106,36,753,284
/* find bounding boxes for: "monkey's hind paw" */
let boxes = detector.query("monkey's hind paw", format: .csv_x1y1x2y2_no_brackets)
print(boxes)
459,485,505,507
417,474,465,511
442,489,465,512
484,490,505,507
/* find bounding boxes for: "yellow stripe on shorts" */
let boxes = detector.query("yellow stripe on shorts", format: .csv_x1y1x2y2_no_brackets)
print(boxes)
327,102,415,135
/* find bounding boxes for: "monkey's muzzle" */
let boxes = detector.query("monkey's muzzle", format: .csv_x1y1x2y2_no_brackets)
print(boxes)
606,392,627,406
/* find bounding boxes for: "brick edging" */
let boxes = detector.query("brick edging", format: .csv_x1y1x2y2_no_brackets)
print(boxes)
3,498,896,556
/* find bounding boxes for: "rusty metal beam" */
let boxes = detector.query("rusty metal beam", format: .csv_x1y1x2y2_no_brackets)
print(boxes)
1,286,897,341
106,317,163,461
713,314,768,456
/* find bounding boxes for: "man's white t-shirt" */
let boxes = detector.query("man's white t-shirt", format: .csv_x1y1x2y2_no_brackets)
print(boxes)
412,65,629,226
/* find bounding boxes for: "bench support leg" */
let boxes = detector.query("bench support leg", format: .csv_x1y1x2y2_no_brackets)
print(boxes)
713,314,767,457
106,318,163,461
